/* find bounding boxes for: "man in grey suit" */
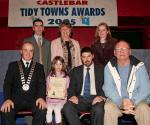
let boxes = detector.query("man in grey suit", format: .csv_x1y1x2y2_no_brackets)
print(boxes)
23,18,51,125
24,18,51,76
63,47,105,125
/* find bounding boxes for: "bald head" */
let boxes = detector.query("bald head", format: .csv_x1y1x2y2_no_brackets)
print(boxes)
115,40,131,50
114,40,131,65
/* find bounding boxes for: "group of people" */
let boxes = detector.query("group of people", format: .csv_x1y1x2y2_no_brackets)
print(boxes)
1,18,150,125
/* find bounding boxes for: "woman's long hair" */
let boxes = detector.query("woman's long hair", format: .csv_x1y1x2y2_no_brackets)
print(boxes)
94,22,112,42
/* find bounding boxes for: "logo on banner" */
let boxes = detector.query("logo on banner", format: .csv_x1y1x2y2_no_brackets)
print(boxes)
81,16,90,25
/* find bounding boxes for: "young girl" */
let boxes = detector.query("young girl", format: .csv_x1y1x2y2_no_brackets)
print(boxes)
46,56,69,125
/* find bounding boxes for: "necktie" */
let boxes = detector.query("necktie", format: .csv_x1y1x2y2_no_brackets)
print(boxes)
65,41,72,69
26,62,29,69
37,37,43,64
83,67,90,99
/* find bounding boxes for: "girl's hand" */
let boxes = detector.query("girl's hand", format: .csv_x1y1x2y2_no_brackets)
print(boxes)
64,89,67,97
46,85,51,95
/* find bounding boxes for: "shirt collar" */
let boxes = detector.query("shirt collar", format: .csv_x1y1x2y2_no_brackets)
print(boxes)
83,63,94,70
34,34,43,44
22,58,31,65
61,38,74,48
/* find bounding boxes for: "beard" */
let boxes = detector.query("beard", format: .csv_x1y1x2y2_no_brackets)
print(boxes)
83,61,93,67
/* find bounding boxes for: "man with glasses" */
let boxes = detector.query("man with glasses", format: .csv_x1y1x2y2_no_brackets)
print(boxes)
103,40,150,125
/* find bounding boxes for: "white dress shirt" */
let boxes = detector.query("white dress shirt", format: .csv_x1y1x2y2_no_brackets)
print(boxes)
81,63,97,96
22,58,31,68
34,34,43,44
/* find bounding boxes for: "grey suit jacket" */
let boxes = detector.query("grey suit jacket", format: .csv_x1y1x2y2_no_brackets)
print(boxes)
23,36,51,76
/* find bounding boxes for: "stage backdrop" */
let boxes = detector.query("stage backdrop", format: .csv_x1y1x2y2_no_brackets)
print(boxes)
8,0,118,27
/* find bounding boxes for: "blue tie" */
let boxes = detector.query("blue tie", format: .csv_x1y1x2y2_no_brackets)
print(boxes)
83,67,90,99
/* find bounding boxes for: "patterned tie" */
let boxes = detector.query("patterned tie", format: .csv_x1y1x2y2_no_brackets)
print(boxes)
37,37,43,64
83,67,90,99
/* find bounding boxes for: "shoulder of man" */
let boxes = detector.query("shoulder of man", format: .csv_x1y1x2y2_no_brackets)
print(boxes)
43,37,51,43
70,65,83,74
6,61,20,72
23,36,34,41
34,62,44,68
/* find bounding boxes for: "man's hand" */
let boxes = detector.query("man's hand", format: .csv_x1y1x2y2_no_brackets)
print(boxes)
122,109,136,115
69,96,78,104
122,99,134,110
121,99,135,115
36,98,46,110
92,96,104,105
1,99,14,112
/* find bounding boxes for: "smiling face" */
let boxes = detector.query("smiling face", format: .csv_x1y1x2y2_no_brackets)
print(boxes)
20,43,34,61
98,25,108,40
114,41,131,62
60,25,71,40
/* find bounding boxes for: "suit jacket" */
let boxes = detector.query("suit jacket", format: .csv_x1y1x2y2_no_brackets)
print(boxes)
68,64,105,99
24,36,51,76
3,60,46,103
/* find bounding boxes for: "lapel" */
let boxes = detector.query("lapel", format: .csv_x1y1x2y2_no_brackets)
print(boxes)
20,59,26,70
31,36,39,48
42,37,46,46
32,36,46,47
93,64,98,92
79,66,84,91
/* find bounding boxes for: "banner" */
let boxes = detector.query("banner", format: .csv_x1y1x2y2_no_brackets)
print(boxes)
8,0,118,27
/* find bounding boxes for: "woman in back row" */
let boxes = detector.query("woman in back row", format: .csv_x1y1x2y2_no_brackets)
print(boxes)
91,22,117,66
51,20,81,73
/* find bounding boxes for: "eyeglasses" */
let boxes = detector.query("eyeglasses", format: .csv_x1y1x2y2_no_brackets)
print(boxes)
115,48,129,52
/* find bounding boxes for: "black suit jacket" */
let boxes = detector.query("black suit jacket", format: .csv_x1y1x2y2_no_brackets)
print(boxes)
68,64,105,99
3,60,46,103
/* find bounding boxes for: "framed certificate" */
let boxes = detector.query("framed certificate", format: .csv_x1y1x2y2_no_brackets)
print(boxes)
47,77,66,99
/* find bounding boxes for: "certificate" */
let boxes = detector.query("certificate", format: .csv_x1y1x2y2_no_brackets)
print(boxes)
47,77,66,99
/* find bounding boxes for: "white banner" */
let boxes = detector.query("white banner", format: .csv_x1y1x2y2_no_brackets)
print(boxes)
8,0,118,27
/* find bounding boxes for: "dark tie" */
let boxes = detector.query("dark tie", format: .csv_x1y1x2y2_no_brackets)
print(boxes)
83,67,90,99
26,62,29,69
66,41,72,69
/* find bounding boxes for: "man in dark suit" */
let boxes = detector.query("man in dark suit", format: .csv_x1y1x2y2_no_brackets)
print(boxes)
63,47,105,125
23,18,51,76
1,42,46,125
